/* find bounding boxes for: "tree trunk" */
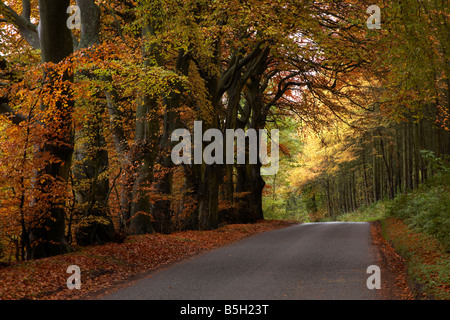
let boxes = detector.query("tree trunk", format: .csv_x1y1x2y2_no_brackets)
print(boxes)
362,149,371,204
30,0,74,259
127,92,158,235
72,0,115,245
326,178,333,217
72,115,115,245
372,134,380,201
379,131,394,199
151,50,189,234
179,164,199,230
105,86,133,231
198,164,221,230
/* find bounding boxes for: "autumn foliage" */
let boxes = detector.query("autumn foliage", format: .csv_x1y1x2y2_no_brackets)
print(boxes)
0,220,295,299
380,218,450,300
0,0,448,291
0,0,374,260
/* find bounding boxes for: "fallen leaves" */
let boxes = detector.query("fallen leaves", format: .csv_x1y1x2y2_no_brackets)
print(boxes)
0,220,296,300
370,220,415,300
371,219,450,300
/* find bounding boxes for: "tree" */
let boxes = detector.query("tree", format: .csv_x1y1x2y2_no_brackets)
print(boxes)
28,0,74,259
71,0,115,245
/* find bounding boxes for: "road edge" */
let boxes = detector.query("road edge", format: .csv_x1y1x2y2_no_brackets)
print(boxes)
369,221,415,300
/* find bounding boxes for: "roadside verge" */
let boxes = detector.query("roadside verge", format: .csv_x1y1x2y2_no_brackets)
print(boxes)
372,219,449,300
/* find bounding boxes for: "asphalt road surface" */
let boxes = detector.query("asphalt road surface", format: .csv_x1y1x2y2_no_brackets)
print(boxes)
101,222,382,300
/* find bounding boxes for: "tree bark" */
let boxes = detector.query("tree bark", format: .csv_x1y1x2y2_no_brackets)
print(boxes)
29,0,74,259
72,0,115,245
151,50,189,234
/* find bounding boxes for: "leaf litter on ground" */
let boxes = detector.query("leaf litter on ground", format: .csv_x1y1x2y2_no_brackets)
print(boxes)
0,220,296,300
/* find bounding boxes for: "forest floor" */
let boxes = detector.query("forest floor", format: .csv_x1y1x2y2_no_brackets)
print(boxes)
0,220,297,300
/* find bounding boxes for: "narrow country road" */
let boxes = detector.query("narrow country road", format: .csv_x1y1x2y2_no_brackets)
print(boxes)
100,222,384,300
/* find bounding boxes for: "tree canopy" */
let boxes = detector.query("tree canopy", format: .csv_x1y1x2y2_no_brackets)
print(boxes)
0,0,448,261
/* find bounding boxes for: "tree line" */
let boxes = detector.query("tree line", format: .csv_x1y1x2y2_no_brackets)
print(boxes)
0,0,447,261
299,107,449,220
293,0,449,219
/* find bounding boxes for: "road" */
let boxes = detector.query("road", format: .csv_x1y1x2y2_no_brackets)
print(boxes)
100,222,382,300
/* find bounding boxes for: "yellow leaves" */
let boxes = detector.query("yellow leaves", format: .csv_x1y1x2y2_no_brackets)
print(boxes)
288,104,366,192
76,215,111,229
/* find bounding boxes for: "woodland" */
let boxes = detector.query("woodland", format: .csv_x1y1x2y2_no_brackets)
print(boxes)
0,0,448,263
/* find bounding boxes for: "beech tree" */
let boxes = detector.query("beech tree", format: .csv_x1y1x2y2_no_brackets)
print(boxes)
0,0,447,261
31,0,74,258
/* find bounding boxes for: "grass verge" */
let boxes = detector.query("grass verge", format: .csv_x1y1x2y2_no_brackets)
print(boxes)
380,217,449,300
336,172,449,300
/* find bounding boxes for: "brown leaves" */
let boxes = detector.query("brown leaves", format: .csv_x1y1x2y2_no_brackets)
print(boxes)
0,220,295,300
370,220,415,300
371,219,450,300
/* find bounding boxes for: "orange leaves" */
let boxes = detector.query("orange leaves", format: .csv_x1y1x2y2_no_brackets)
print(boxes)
370,221,415,300
377,218,450,300
0,219,294,300
278,143,291,157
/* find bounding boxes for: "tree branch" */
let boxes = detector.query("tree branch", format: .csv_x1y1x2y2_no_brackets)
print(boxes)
0,0,40,49
0,99,27,124
21,0,31,20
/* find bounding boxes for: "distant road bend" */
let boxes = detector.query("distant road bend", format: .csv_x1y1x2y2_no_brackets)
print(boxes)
101,222,383,300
